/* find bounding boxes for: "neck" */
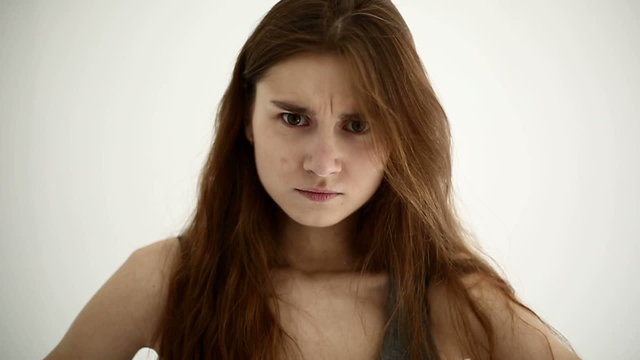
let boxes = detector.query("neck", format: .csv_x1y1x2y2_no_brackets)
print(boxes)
275,210,360,274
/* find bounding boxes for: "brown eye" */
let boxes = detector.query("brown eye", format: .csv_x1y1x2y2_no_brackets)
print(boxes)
346,120,369,134
281,113,308,126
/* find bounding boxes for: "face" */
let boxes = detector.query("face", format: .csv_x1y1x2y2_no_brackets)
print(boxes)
246,52,388,228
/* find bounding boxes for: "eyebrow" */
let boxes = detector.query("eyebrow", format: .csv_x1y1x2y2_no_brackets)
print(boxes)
270,100,363,122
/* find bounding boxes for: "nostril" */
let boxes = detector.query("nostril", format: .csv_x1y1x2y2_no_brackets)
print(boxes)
305,168,340,177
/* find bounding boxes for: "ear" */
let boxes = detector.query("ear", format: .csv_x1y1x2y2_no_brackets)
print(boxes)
244,120,254,144
245,95,256,144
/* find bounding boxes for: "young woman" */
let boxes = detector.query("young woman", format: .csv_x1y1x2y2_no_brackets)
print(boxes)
46,1,582,359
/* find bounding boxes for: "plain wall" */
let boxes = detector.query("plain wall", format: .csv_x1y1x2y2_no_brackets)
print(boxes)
1,0,638,359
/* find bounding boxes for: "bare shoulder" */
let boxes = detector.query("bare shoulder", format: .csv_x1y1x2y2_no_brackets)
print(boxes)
45,237,181,360
428,273,581,360
132,236,182,283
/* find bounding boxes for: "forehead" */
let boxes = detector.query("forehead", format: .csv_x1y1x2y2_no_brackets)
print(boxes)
256,53,360,106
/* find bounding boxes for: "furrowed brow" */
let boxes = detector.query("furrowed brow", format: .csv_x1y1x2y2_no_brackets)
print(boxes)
270,100,363,122
271,100,314,116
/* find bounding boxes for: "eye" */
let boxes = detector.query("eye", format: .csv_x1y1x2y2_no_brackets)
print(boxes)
280,112,308,127
344,119,369,134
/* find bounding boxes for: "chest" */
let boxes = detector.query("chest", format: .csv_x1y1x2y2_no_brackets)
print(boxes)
271,271,390,360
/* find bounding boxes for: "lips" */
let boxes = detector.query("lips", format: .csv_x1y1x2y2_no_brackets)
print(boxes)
296,189,340,202
296,187,341,194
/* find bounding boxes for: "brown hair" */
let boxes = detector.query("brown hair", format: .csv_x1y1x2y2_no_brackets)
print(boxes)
152,0,576,359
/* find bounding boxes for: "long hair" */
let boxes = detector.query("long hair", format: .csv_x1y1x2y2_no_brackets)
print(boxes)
152,1,575,359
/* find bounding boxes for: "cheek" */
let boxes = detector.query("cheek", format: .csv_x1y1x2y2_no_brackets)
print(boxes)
360,150,387,186
351,153,383,180
355,144,386,171
255,138,296,177
278,154,301,175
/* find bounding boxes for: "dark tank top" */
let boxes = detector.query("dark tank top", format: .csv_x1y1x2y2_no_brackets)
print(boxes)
175,235,414,359
379,278,411,359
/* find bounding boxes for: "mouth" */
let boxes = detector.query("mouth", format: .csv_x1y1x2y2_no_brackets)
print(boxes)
295,189,342,202
295,188,342,195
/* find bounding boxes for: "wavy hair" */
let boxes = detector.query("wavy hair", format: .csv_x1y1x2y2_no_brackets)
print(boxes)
152,1,575,359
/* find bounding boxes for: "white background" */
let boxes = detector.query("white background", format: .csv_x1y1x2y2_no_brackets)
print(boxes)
1,0,638,359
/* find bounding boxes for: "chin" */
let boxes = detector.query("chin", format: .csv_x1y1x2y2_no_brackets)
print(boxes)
285,210,345,228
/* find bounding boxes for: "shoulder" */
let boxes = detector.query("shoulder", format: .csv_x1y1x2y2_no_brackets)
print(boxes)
427,273,581,360
45,237,181,359
131,236,182,284
117,236,183,342
112,236,182,328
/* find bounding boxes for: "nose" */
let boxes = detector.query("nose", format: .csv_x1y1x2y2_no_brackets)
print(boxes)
303,133,342,177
